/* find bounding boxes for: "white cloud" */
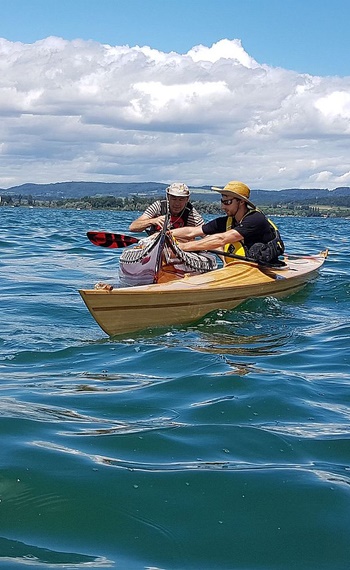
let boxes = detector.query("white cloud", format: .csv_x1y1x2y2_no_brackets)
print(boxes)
0,36,350,189
187,38,260,68
315,91,350,121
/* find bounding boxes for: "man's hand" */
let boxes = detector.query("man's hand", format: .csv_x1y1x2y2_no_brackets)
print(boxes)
153,215,166,228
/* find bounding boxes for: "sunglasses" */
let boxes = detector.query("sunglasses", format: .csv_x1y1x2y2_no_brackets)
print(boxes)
220,197,238,205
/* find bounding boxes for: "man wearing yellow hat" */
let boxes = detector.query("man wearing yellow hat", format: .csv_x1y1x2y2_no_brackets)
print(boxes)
171,180,284,265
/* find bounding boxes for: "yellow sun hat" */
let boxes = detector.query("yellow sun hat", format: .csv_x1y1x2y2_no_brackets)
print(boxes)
211,180,255,208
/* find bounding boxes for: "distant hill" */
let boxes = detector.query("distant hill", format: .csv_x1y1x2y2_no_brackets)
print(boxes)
193,185,350,204
250,187,350,205
1,181,350,205
0,181,168,199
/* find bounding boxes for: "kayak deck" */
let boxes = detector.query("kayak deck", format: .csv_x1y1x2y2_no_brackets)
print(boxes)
79,251,328,336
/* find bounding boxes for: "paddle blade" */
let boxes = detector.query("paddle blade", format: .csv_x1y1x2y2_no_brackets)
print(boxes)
87,231,139,248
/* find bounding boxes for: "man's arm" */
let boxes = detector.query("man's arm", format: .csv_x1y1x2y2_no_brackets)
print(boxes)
171,225,205,241
129,213,166,232
180,229,244,252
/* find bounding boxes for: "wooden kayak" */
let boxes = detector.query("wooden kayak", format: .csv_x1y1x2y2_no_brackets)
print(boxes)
79,250,328,336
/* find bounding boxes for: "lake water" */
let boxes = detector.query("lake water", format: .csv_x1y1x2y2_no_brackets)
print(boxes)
0,207,349,569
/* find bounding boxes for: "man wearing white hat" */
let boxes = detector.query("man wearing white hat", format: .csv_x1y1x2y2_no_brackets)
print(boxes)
171,180,284,265
129,183,204,234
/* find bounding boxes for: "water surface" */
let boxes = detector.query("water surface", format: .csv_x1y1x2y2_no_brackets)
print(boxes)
0,208,349,569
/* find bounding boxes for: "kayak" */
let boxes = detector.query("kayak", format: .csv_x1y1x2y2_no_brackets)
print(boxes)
79,250,328,336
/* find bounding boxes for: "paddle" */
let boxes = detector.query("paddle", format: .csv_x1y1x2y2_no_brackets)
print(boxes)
207,249,286,268
87,230,284,268
153,205,170,282
86,231,139,248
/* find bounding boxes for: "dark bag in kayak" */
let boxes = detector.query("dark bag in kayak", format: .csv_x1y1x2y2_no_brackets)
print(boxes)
248,231,285,264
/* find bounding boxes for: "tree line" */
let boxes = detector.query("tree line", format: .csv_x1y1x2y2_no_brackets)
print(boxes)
1,193,350,217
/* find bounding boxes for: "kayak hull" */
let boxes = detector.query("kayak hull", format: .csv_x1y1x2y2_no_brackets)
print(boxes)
79,251,327,336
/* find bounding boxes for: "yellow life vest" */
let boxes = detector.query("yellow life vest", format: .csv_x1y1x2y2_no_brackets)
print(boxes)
223,211,283,264
223,216,246,264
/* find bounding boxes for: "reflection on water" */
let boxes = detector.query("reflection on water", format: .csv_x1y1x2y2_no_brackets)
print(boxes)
0,537,112,567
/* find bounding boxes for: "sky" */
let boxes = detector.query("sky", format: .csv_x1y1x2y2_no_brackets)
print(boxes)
1,0,350,190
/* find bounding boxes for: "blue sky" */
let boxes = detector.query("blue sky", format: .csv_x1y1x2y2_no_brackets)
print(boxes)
1,0,350,189
2,0,349,76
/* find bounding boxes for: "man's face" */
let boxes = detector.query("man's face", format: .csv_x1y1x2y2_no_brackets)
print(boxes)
220,193,241,215
168,195,189,214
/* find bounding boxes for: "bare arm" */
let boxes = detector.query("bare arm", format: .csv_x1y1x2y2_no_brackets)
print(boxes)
171,225,205,242
180,229,244,252
129,213,166,233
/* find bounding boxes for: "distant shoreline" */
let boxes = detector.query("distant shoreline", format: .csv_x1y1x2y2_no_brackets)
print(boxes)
2,201,350,219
